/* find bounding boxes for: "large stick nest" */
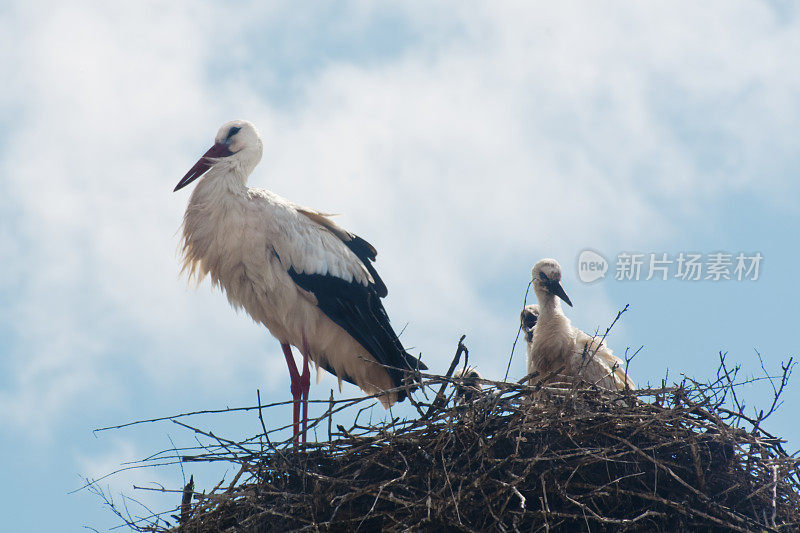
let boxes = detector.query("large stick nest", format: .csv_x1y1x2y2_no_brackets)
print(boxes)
93,344,799,532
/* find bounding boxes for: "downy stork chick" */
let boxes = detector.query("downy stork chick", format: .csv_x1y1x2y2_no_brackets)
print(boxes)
520,304,540,344
452,366,484,404
527,258,634,391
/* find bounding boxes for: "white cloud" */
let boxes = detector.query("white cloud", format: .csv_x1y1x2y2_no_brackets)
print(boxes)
1,0,799,441
75,437,177,525
0,0,227,431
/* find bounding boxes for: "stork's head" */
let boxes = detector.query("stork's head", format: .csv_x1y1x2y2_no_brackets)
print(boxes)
520,304,540,343
531,258,573,307
454,366,483,381
174,120,264,192
453,366,483,404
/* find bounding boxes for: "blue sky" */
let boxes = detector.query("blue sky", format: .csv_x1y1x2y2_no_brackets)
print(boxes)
1,1,799,530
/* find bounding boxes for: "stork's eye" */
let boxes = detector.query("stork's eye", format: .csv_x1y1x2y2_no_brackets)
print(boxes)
227,126,241,139
539,271,550,282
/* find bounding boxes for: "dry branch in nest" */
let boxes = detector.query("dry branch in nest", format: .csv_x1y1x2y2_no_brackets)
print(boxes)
93,347,799,532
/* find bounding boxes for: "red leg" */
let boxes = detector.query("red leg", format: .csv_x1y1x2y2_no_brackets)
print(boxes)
299,334,311,444
281,343,301,445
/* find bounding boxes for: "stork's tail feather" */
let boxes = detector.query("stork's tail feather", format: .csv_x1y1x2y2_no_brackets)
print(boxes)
392,352,427,403
403,351,428,372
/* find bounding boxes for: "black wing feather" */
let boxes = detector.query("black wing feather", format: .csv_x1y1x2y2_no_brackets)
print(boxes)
287,267,426,402
340,234,388,297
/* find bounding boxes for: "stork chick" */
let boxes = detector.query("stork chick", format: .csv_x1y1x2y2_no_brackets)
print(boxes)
527,258,634,391
520,304,539,344
452,366,484,404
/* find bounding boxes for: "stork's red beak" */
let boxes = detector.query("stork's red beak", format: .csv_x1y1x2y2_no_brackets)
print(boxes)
173,143,235,192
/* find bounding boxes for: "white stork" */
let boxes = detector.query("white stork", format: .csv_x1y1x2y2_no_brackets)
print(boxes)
520,304,539,345
527,258,635,391
173,119,426,444
452,366,483,404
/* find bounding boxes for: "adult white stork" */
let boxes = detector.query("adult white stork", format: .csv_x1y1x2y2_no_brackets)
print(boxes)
173,119,426,444
527,259,635,391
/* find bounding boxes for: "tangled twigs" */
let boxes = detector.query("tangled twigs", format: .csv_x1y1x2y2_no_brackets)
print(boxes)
424,335,468,418
88,344,799,533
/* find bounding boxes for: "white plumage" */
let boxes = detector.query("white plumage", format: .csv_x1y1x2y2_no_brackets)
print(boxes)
526,259,635,391
174,120,425,443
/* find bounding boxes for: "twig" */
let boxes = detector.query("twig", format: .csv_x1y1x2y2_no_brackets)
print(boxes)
179,475,194,525
504,280,532,382
424,335,468,418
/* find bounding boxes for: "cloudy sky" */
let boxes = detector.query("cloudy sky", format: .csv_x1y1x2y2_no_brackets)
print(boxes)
1,1,799,530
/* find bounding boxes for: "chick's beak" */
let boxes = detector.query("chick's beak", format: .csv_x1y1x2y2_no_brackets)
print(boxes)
547,281,573,307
